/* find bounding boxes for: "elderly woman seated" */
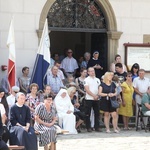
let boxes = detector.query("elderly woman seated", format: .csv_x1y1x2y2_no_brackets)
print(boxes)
34,94,57,150
9,92,37,150
54,88,77,134
67,87,85,133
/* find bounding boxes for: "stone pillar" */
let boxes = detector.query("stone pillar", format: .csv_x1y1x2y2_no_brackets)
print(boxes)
107,31,123,69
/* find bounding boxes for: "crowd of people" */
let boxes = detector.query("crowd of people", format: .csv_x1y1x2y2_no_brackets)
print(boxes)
0,48,150,150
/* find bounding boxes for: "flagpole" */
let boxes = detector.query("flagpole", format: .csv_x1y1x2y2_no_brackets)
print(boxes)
7,16,16,88
31,19,50,90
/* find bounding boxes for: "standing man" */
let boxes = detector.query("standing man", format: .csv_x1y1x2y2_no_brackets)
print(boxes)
47,61,65,82
133,69,150,126
47,66,64,96
84,67,101,132
60,49,78,77
114,63,127,83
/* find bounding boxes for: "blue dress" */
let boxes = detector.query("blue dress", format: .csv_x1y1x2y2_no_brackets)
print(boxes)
9,104,38,150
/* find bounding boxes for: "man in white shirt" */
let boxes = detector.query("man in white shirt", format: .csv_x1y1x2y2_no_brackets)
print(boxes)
84,67,101,132
133,69,150,126
60,49,78,77
6,86,20,119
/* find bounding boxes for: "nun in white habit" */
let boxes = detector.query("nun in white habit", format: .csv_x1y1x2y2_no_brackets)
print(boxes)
54,89,77,134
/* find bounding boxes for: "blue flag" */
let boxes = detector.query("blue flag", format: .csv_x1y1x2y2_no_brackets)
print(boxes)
31,19,50,90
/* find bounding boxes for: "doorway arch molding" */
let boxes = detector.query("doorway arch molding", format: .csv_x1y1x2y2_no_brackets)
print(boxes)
37,0,122,67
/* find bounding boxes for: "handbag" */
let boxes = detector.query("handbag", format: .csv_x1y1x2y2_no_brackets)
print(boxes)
110,83,120,109
110,97,120,109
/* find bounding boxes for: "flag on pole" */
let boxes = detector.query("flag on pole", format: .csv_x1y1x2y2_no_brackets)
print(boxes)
30,19,50,90
7,17,16,88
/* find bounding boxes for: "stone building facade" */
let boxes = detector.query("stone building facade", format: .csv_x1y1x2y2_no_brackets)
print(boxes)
0,0,150,80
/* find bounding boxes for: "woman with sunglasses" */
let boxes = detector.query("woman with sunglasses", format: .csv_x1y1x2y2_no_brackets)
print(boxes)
118,72,134,130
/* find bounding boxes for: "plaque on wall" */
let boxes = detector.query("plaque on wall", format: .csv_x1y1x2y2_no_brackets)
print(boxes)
124,43,150,72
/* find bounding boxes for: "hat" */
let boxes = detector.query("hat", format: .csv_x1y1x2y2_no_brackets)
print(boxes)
0,88,5,93
12,86,20,92
93,51,99,56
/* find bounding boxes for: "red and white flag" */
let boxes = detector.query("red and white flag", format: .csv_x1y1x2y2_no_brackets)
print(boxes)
7,17,16,88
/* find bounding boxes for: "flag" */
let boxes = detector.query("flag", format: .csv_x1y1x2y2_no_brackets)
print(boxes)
7,17,16,88
31,19,50,90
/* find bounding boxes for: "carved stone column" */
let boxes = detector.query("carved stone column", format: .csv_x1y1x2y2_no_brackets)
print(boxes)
107,31,123,69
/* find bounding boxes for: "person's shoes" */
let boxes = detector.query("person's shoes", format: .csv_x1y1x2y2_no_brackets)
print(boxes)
116,127,120,132
87,128,92,132
77,128,81,133
123,127,128,130
106,129,111,133
91,127,95,131
114,129,119,133
95,128,102,132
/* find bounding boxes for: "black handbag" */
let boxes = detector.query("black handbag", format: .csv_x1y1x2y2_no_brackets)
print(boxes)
110,97,120,109
110,83,119,109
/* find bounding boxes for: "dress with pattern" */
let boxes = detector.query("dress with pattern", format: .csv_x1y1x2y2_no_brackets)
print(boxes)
34,104,57,146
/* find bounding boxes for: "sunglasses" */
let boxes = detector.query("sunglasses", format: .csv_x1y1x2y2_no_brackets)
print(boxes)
68,52,72,53
14,91,18,93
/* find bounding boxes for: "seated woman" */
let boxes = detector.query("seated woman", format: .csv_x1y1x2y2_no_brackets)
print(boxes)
0,103,9,144
26,83,40,125
0,111,9,150
0,88,9,118
54,89,77,134
34,94,57,150
9,92,37,150
67,87,85,133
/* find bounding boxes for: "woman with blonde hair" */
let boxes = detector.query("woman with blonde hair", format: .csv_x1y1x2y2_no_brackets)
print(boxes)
99,72,119,133
67,87,85,132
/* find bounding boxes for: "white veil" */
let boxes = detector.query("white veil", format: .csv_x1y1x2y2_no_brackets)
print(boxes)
54,88,70,102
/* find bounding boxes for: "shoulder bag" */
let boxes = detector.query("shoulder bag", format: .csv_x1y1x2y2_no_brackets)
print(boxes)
110,83,120,109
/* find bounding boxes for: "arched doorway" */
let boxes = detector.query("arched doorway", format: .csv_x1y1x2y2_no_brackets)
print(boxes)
37,0,122,69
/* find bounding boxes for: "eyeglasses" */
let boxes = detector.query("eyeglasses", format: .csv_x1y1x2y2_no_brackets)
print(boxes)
68,52,72,53
14,91,18,93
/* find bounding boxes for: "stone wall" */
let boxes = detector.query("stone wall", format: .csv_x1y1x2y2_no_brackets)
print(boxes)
109,0,150,63
0,0,46,79
0,0,150,81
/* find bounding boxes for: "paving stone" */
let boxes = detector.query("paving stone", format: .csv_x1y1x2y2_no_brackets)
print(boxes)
38,128,150,150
